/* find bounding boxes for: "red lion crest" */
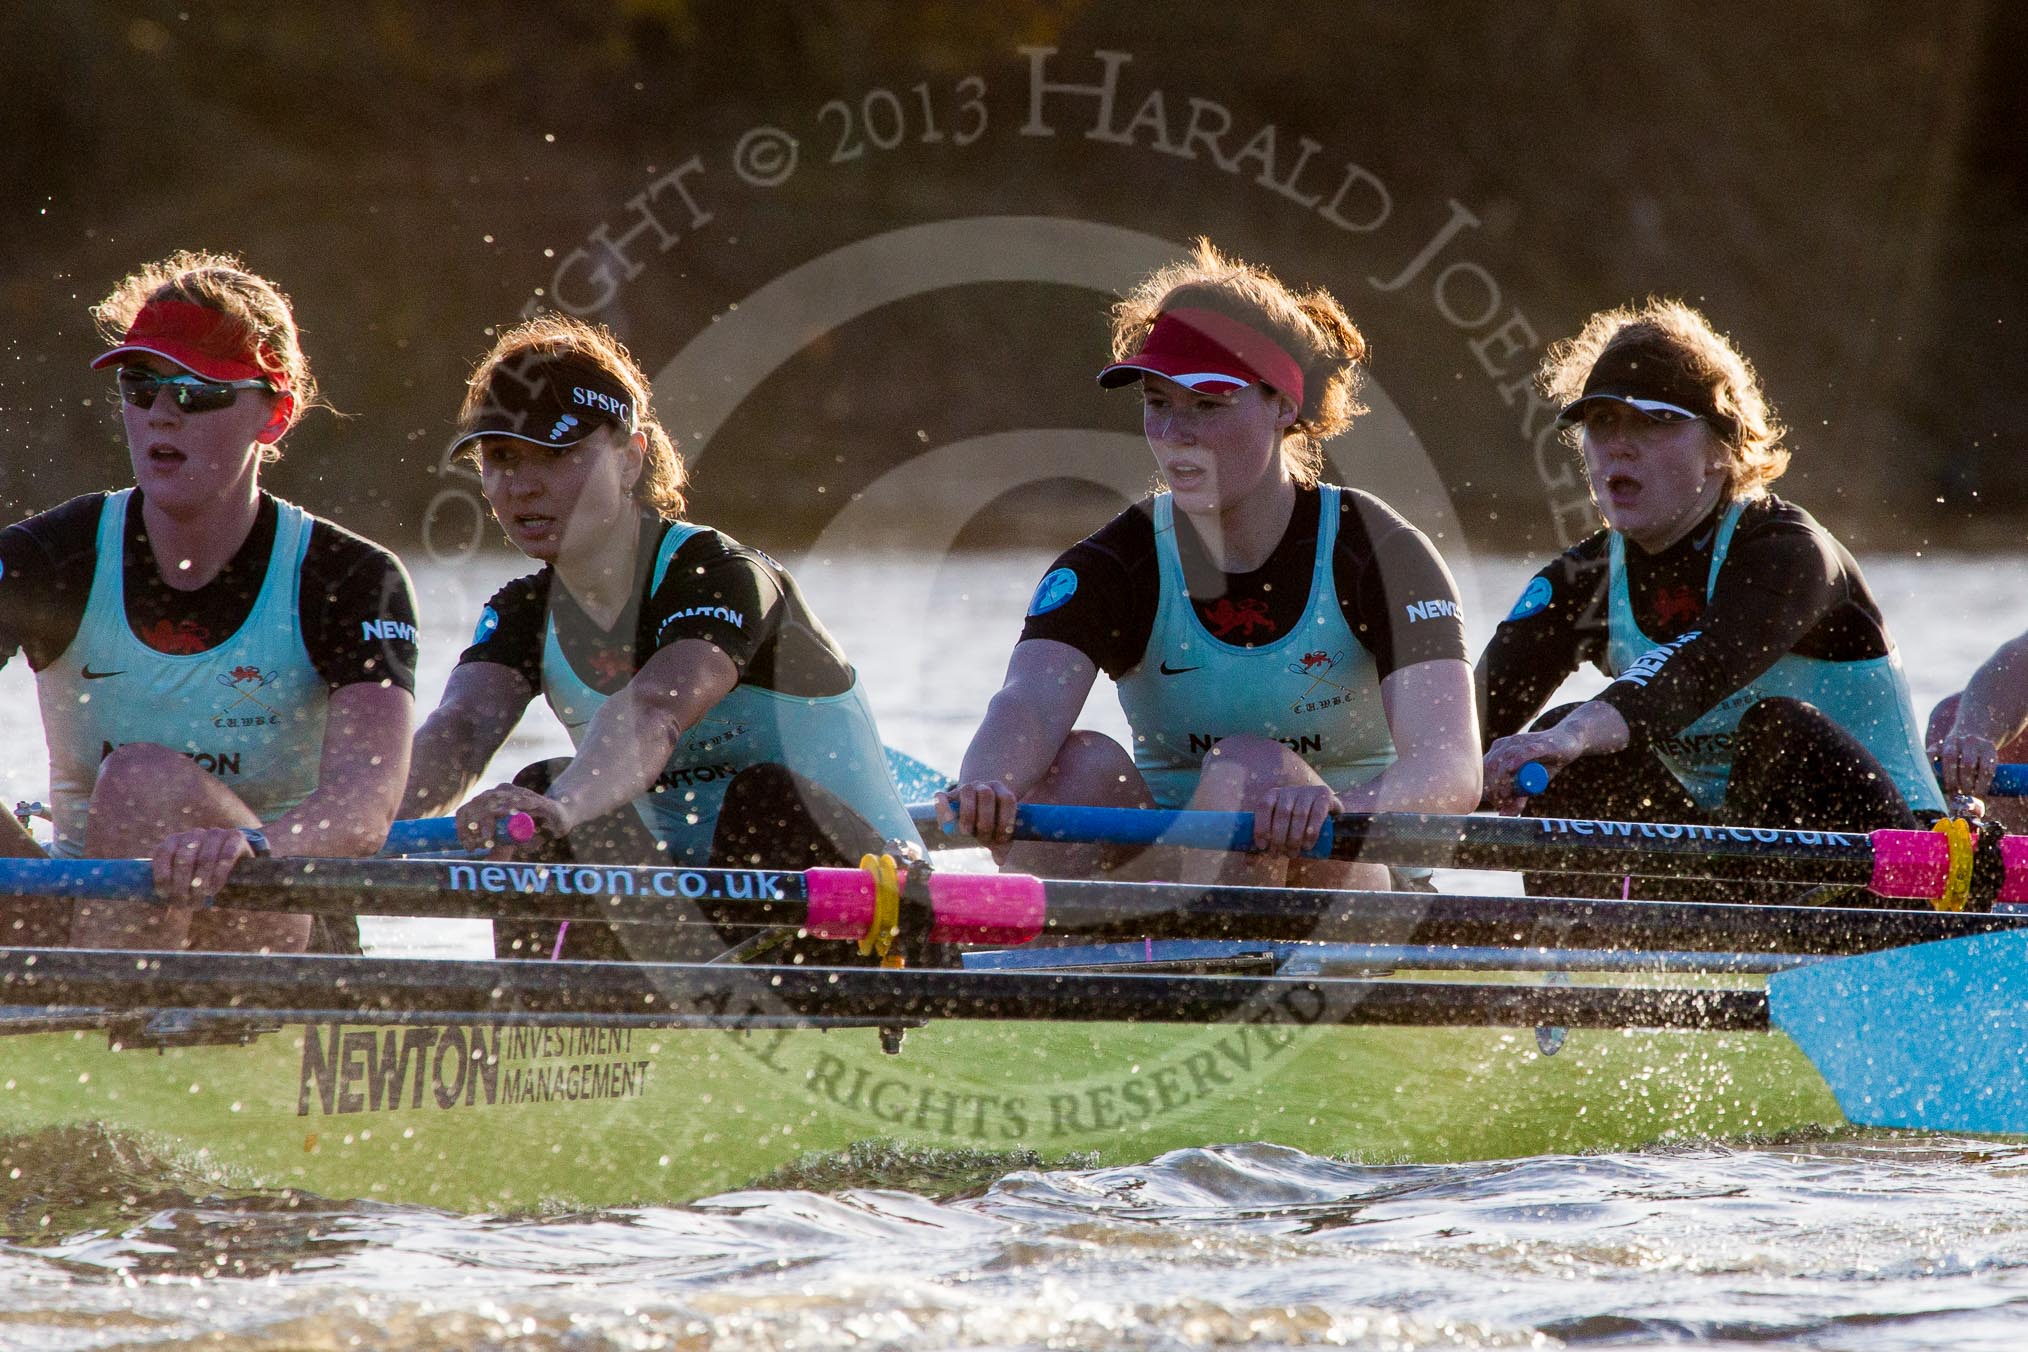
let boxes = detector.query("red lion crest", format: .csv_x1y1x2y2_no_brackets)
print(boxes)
139,619,210,655
1200,597,1272,640
1652,585,1701,629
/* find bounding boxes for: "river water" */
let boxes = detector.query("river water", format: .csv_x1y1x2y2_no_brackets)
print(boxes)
3,546,2027,1349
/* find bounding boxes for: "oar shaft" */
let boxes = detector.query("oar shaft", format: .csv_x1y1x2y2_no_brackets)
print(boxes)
917,802,1977,896
4,854,2024,955
0,947,1771,1032
0,856,1044,947
382,817,460,855
1029,878,2028,954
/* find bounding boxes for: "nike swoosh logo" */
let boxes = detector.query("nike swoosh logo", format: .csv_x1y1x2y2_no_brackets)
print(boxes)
81,666,124,680
1159,661,1202,676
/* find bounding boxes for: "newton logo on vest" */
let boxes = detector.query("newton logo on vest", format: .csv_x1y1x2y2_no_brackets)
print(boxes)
660,605,746,635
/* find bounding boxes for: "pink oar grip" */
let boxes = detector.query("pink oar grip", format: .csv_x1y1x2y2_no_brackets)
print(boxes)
803,867,875,940
504,812,537,844
1869,829,1949,900
1998,836,2028,904
926,873,1046,945
800,868,1047,945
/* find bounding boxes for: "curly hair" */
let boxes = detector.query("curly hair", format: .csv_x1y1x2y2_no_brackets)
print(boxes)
93,250,319,460
1538,298,1790,498
459,314,687,519
1109,238,1368,488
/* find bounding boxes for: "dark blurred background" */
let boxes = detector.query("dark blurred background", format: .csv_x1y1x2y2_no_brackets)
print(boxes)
4,1,2021,557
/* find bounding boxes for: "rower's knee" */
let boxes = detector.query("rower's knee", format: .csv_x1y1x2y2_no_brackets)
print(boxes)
1195,735,1304,795
1199,734,1293,773
1927,692,1962,746
87,743,206,833
85,742,244,856
94,740,193,788
1037,731,1143,806
1736,696,1826,745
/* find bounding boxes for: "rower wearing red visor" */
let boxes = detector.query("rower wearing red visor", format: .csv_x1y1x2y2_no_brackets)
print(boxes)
939,240,1481,890
0,251,418,952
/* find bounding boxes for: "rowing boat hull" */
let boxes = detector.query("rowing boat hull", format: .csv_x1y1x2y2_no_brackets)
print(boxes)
0,997,1846,1211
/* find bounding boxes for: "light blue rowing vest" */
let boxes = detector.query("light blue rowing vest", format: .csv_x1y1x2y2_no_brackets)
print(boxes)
1605,500,1943,814
1116,488,1396,809
36,490,328,857
539,522,923,865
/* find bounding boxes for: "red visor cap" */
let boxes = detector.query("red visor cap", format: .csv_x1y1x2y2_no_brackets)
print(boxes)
89,299,285,389
1096,306,1305,405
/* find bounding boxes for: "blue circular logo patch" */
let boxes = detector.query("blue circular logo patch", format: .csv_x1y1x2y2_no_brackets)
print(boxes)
473,605,502,644
1028,567,1079,616
1506,576,1553,622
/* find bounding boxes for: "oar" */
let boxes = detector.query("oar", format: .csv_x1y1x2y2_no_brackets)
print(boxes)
1997,765,2028,797
5,853,2028,957
1529,759,2028,800
382,817,462,854
911,802,2027,905
1768,927,2028,1134
0,945,1770,1031
379,746,952,857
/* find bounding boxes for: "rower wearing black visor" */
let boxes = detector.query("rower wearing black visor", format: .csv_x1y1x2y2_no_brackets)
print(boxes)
1478,300,1942,894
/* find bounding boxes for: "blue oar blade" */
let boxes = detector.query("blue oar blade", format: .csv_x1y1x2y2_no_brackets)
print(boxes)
1769,930,2028,1135
884,747,949,803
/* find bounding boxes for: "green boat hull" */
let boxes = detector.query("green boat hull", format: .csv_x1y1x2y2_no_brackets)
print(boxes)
0,997,1846,1211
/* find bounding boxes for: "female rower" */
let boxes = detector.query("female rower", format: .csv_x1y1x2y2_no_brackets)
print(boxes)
0,251,419,951
400,316,921,959
1479,299,1942,856
939,240,1482,888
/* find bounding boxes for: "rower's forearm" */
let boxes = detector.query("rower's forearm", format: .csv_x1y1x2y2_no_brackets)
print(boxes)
265,791,402,858
1560,701,1632,758
1335,751,1483,817
400,709,497,818
1952,640,2028,745
544,690,685,830
958,694,1065,798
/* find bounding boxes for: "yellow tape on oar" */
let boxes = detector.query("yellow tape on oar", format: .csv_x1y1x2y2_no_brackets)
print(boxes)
856,853,906,966
1931,816,1976,912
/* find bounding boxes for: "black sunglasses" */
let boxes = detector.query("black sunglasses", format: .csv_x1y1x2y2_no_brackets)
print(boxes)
116,368,275,414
